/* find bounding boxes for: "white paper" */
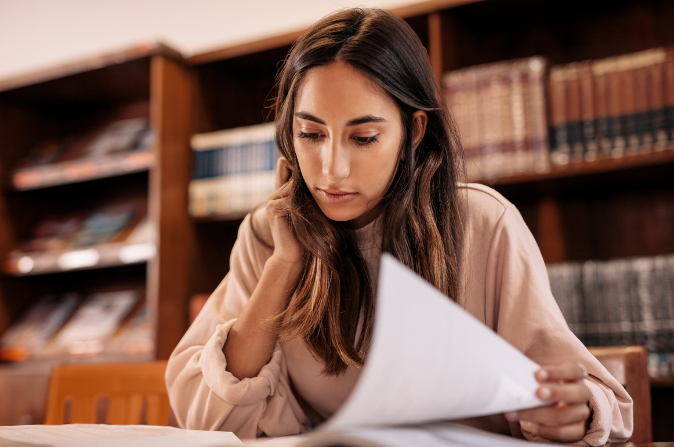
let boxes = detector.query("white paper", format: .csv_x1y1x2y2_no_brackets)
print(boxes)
248,423,551,447
326,254,545,429
0,424,243,447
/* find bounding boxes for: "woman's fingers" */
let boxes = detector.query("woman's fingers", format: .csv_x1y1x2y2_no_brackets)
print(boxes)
535,363,587,383
507,402,590,426
275,157,293,189
519,419,587,443
534,380,590,404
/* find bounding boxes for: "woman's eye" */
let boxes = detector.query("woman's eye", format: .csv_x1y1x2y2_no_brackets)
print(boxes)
298,131,322,142
353,136,378,146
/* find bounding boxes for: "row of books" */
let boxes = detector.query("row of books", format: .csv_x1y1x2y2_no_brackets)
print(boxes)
190,122,278,217
547,254,674,376
13,116,154,190
548,48,674,165
4,202,154,275
443,56,550,180
0,290,152,362
649,353,674,379
442,47,674,181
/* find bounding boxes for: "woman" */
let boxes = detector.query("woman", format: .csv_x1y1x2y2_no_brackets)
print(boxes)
166,8,632,444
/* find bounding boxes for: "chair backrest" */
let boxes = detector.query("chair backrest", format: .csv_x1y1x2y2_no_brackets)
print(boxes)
45,361,169,426
588,346,651,443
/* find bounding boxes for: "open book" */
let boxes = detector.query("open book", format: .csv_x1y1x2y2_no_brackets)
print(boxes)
249,253,550,447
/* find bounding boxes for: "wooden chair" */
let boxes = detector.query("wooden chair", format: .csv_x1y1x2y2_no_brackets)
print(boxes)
588,346,651,443
45,361,169,426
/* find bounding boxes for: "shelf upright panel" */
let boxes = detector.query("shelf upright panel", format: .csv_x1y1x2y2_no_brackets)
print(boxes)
148,54,194,360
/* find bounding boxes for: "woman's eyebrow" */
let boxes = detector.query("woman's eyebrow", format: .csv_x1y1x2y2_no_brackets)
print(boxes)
346,115,387,126
295,112,386,126
295,112,325,124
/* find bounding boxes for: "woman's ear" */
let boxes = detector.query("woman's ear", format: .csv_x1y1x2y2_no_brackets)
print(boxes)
412,110,428,151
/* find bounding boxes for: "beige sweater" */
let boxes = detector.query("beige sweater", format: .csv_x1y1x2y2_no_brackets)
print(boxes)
165,183,633,445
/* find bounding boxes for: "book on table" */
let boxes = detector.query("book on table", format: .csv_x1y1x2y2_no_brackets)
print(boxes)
0,255,549,447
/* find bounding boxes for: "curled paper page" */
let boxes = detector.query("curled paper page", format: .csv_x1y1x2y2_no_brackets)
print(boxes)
326,253,546,429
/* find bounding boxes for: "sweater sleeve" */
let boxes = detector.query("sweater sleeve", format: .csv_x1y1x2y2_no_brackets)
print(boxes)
164,211,311,439
483,204,633,446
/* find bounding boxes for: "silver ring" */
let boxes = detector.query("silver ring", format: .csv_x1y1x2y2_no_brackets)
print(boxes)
579,364,589,380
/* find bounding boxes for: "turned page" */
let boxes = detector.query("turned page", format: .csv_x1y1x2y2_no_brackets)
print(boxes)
326,254,546,429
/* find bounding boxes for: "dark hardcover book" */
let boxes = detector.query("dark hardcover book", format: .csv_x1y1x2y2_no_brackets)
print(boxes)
578,61,598,161
619,55,641,154
592,60,613,157
582,260,600,347
568,263,586,343
548,66,570,165
633,58,652,151
606,59,627,157
633,258,657,353
566,63,585,162
647,49,669,150
665,47,674,142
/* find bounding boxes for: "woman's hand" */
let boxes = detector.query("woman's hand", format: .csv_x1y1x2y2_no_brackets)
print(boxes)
266,157,302,265
505,363,592,443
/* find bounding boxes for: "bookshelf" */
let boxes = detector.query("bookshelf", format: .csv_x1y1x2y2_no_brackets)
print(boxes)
0,43,192,424
183,0,674,440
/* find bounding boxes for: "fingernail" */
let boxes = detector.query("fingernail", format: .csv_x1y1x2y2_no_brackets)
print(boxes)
539,387,551,399
505,411,518,420
521,421,533,430
537,370,548,381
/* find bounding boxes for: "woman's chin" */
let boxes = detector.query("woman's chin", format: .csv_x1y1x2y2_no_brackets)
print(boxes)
318,204,362,223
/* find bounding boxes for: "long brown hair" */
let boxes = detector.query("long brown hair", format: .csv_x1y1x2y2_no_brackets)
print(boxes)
271,7,465,375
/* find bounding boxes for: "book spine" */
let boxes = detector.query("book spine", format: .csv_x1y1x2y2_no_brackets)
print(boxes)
578,61,598,161
509,62,527,174
633,53,653,152
527,57,549,173
582,261,599,347
652,256,671,353
606,58,627,157
467,69,483,180
592,59,613,156
548,66,570,165
496,63,512,177
634,257,657,353
478,65,495,178
647,49,669,150
566,63,585,162
665,47,674,144
618,55,640,154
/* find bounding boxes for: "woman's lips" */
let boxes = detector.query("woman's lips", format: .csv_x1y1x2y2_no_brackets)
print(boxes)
318,188,358,204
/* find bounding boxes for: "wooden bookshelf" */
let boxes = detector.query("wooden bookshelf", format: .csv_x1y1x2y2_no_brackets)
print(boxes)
0,43,193,424
182,0,674,440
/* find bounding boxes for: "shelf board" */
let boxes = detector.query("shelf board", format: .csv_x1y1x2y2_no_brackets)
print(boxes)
188,0,483,65
0,43,182,94
192,211,250,223
4,241,156,276
12,150,154,190
478,147,674,187
650,377,674,388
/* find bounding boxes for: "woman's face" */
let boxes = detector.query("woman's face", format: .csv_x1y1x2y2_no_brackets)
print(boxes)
292,60,406,228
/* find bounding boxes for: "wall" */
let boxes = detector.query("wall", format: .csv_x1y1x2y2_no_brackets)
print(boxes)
0,0,421,82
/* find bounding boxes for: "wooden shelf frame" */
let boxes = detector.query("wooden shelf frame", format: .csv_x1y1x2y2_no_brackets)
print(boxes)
0,46,194,367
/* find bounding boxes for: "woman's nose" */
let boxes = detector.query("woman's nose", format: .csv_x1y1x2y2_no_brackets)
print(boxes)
322,139,350,183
